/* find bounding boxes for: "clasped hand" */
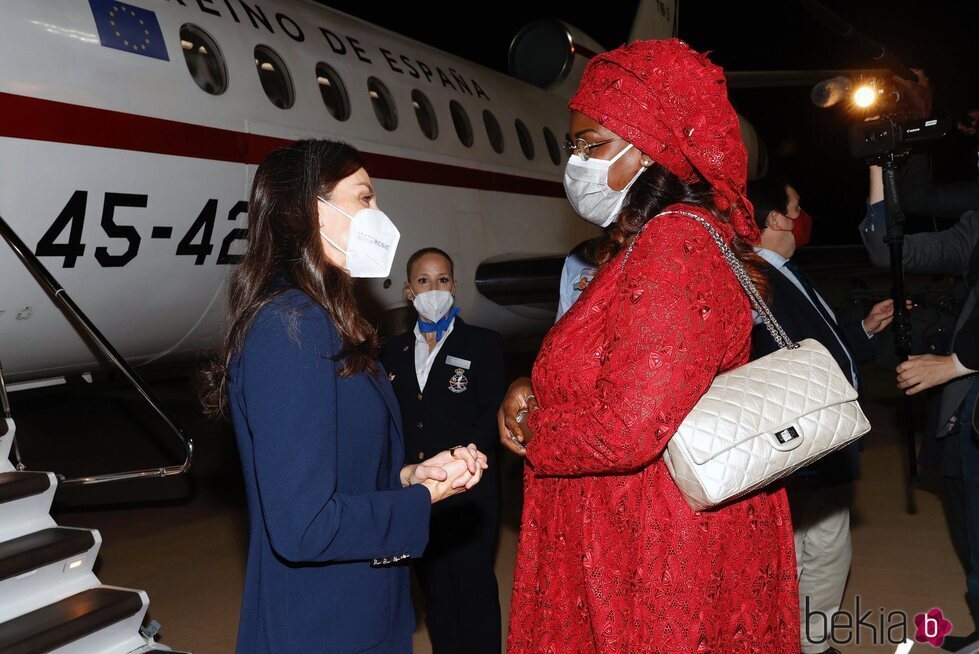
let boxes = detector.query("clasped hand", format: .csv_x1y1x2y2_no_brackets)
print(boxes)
400,444,488,503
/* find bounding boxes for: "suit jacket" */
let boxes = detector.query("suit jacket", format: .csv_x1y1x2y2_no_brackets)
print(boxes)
228,288,431,654
751,259,877,486
955,313,979,371
380,317,504,503
956,314,979,434
860,207,979,440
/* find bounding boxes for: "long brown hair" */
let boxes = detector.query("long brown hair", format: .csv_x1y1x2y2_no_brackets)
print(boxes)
200,139,380,418
590,161,770,298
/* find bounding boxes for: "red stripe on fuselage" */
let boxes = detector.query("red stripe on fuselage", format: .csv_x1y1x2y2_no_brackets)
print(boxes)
0,92,565,198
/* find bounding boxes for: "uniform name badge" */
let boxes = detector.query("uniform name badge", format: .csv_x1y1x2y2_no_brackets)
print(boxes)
448,368,469,394
445,355,470,369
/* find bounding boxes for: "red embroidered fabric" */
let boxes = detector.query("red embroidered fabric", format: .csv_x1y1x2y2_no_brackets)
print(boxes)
510,208,799,653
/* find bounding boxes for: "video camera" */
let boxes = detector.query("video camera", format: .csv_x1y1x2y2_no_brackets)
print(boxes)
811,74,949,160
849,115,950,159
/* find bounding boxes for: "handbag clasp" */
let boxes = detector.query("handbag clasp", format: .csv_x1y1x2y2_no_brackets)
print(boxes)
772,426,804,451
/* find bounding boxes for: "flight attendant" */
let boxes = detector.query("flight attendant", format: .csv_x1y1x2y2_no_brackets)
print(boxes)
381,247,504,654
199,140,488,654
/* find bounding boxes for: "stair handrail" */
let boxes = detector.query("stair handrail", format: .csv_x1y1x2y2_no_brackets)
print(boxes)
0,359,10,438
0,213,193,485
0,361,9,419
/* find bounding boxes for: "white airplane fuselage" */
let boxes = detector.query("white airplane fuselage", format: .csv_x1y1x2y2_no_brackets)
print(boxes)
0,0,595,382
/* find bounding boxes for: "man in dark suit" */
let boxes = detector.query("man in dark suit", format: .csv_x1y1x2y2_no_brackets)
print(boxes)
861,164,979,651
748,178,897,654
381,248,504,654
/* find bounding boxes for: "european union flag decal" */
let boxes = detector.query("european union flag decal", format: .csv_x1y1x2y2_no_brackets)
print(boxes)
89,0,169,61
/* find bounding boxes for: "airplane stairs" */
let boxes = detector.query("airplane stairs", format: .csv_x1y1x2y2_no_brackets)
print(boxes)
0,417,188,654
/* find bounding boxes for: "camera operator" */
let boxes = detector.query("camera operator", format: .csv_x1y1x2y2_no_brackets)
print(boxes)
860,162,979,651
890,70,979,220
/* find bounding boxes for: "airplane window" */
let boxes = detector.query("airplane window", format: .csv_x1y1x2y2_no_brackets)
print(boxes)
412,90,437,140
543,127,562,165
179,24,227,95
515,119,535,160
450,100,473,147
368,77,398,131
483,110,504,154
316,62,350,121
254,45,294,109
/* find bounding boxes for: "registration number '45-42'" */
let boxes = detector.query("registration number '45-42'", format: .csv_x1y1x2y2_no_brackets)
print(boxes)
34,191,248,268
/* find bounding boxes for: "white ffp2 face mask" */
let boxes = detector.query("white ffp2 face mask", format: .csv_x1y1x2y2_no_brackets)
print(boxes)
563,143,645,227
412,289,454,323
318,197,400,279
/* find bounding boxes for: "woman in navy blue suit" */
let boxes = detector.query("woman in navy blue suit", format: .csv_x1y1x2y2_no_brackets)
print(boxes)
201,139,488,653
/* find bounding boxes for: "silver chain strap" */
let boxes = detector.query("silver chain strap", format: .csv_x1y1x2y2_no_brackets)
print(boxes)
620,210,798,350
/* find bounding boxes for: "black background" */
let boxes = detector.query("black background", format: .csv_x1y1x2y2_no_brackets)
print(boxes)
318,0,979,244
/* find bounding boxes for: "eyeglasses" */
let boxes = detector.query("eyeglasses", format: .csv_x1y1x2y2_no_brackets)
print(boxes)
563,135,623,161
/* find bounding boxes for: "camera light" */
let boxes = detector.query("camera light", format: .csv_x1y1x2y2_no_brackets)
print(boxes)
853,85,877,108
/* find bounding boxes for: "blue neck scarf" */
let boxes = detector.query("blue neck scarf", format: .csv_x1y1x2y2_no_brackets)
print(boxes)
418,307,460,341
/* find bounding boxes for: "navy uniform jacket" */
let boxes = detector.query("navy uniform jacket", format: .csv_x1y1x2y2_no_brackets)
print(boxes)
380,318,504,503
228,288,431,654
751,260,877,487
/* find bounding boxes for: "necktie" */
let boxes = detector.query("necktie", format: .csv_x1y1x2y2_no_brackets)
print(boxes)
783,259,861,390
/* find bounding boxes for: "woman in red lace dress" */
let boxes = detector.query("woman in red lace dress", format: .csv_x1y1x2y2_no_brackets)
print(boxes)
498,40,800,653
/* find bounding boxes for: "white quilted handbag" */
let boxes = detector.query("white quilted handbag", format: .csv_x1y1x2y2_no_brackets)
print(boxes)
632,210,871,511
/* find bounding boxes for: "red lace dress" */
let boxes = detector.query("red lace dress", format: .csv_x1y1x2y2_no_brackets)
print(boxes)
510,208,799,653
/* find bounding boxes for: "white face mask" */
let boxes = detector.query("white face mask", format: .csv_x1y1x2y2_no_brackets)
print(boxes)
563,143,645,227
412,289,454,323
318,197,400,278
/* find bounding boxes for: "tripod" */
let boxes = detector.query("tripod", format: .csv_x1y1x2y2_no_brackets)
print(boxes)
869,151,919,513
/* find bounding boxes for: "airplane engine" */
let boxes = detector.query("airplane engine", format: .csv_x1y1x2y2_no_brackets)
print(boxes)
507,20,606,99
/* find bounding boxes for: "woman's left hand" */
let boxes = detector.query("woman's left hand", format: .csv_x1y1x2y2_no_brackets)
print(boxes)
498,377,537,455
401,444,488,489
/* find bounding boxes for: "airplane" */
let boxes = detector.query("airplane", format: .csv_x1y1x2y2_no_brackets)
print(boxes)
0,0,777,387
0,2,951,652
0,4,697,649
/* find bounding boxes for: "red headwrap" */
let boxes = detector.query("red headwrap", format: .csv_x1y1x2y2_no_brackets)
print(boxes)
568,39,759,242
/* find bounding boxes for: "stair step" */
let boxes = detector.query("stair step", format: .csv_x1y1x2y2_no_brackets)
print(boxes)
0,587,145,654
0,472,50,506
0,527,95,583
0,472,57,543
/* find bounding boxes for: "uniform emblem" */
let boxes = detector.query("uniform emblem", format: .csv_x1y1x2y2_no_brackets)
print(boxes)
448,368,468,394
572,268,597,292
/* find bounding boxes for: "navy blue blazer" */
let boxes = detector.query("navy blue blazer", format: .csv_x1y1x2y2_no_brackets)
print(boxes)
228,288,431,653
751,260,877,487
